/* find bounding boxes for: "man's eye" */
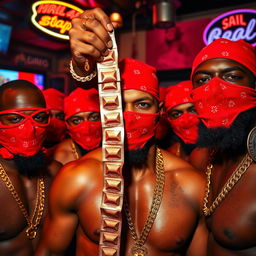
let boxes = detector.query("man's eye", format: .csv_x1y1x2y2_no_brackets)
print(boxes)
168,111,181,119
224,73,243,82
197,77,210,85
8,116,23,123
88,113,100,121
172,113,181,119
188,107,197,115
72,118,83,125
137,102,151,109
193,75,211,88
34,113,49,123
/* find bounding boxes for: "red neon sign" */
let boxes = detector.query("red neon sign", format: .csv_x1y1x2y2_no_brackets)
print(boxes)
31,0,83,40
203,9,256,46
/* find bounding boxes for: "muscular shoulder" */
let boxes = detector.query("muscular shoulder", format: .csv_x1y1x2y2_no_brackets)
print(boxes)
162,149,206,208
49,148,103,210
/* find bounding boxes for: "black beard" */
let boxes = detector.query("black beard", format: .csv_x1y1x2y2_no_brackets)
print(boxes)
124,138,155,168
196,107,256,160
13,150,47,178
180,139,196,155
156,131,196,155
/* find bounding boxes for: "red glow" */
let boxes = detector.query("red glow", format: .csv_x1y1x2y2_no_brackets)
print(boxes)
37,4,66,16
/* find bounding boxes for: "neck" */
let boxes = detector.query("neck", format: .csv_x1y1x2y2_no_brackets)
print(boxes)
124,144,157,181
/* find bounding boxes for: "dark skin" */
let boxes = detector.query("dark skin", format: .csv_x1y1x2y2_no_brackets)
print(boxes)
49,110,65,121
0,82,61,256
36,89,207,256
35,9,207,255
53,111,101,165
192,58,256,256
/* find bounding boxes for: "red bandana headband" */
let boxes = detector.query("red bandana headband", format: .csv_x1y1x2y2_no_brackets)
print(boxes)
165,80,193,111
43,88,65,111
64,88,100,119
191,38,256,78
119,57,160,101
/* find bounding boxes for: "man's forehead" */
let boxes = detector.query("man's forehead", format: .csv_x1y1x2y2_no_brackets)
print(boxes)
71,111,98,117
170,102,194,111
0,87,45,110
195,58,248,71
123,89,156,100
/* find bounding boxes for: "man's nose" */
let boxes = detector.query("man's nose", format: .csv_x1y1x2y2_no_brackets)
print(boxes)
124,103,134,112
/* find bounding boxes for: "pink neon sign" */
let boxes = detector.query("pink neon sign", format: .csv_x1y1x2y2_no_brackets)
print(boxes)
203,9,256,46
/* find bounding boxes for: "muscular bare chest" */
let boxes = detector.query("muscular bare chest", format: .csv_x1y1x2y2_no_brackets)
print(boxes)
77,174,200,254
207,163,256,250
0,170,50,241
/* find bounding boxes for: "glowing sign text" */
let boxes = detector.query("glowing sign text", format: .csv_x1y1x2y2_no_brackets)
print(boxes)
31,0,83,40
203,9,256,46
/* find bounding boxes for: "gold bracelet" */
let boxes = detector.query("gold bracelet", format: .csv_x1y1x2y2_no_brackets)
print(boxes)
69,60,97,82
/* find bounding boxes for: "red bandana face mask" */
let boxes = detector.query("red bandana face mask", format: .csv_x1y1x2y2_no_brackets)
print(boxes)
0,108,49,158
168,113,199,144
124,111,159,150
192,77,256,128
46,117,66,143
67,121,102,151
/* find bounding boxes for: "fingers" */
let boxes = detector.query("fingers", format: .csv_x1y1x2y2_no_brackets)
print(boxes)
80,8,113,32
69,8,114,66
82,18,113,50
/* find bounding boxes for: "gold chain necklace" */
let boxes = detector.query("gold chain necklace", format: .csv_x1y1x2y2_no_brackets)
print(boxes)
203,153,253,217
71,140,79,160
124,147,165,256
0,163,45,239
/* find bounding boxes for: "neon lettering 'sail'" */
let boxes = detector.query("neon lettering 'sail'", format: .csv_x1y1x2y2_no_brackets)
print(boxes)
203,9,256,46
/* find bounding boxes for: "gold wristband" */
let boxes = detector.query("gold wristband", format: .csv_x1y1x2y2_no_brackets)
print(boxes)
69,60,97,82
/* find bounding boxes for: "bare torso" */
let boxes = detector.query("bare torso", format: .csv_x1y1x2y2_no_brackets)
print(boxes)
42,147,206,256
0,157,58,256
205,156,256,256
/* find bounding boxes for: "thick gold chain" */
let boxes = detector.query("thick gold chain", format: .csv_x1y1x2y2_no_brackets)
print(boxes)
124,147,165,254
203,153,253,216
0,163,45,239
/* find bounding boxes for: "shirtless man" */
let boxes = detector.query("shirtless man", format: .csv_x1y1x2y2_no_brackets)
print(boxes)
53,87,102,165
190,38,256,255
35,8,207,256
0,80,61,256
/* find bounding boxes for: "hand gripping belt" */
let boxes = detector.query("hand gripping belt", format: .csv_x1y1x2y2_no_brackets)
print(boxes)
97,31,124,256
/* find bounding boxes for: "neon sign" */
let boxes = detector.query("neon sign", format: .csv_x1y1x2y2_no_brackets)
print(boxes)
31,0,83,40
203,9,256,46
